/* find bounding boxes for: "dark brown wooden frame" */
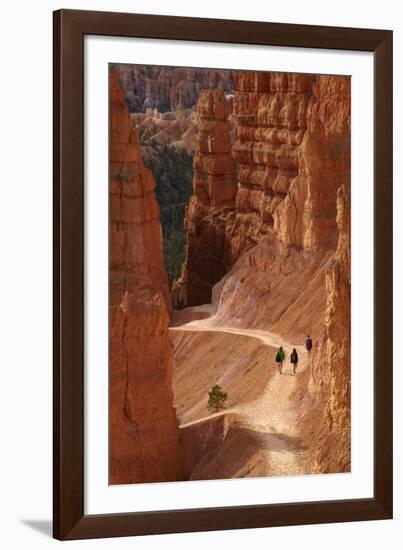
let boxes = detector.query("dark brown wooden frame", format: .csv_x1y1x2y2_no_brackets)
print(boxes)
53,9,393,540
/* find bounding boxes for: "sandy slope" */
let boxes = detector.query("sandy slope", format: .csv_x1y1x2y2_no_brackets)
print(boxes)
170,308,311,480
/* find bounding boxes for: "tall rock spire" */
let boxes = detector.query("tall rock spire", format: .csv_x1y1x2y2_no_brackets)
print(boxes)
172,90,236,306
109,68,182,484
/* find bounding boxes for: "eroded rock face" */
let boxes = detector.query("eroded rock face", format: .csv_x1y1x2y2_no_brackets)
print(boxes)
225,72,312,262
176,73,350,334
172,90,236,305
176,72,350,291
310,184,351,472
109,69,182,484
223,74,351,473
172,70,351,476
225,72,351,263
275,76,351,250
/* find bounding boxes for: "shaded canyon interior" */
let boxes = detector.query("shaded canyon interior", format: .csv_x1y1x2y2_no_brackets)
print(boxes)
109,65,351,484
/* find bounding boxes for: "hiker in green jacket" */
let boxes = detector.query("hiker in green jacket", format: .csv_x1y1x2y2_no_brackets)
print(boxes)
275,346,286,375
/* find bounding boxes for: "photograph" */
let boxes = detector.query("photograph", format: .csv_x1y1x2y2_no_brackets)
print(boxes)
1,0,397,546
109,63,351,485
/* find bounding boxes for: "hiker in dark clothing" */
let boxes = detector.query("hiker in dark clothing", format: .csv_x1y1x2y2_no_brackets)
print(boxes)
305,335,313,357
290,348,299,374
275,346,285,375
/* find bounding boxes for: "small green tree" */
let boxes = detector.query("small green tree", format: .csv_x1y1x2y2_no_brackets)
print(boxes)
207,384,228,413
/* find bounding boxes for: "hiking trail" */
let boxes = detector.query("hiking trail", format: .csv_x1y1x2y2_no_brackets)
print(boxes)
170,305,310,477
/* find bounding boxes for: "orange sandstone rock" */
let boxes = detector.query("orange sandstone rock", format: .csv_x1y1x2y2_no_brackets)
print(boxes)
227,72,351,261
109,68,182,484
173,70,351,477
310,184,351,473
172,90,236,305
176,73,351,332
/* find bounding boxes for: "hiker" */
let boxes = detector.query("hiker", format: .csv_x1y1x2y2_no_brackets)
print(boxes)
290,348,299,374
305,335,313,357
275,346,285,375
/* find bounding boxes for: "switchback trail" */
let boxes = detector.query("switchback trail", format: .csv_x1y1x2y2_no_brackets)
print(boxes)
170,307,310,478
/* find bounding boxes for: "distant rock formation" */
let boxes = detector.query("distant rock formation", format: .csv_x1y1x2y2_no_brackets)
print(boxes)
116,65,234,113
172,90,237,305
133,108,198,153
109,68,182,484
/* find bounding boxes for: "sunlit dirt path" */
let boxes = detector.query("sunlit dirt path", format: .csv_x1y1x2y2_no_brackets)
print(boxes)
170,307,311,478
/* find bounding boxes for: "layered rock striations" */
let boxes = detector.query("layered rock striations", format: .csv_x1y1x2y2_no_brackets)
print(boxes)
226,72,313,262
173,90,237,305
276,76,351,251
225,72,351,262
109,69,182,484
177,72,350,338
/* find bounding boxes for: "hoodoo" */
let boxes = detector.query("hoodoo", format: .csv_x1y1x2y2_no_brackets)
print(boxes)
173,90,237,306
109,68,182,484
310,184,351,472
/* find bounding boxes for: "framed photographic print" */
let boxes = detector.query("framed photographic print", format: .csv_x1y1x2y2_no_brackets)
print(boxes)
53,9,393,540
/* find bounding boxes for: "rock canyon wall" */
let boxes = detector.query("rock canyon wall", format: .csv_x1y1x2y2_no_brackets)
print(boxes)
227,72,351,260
177,72,350,335
175,71,351,473
109,69,182,484
217,74,350,336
